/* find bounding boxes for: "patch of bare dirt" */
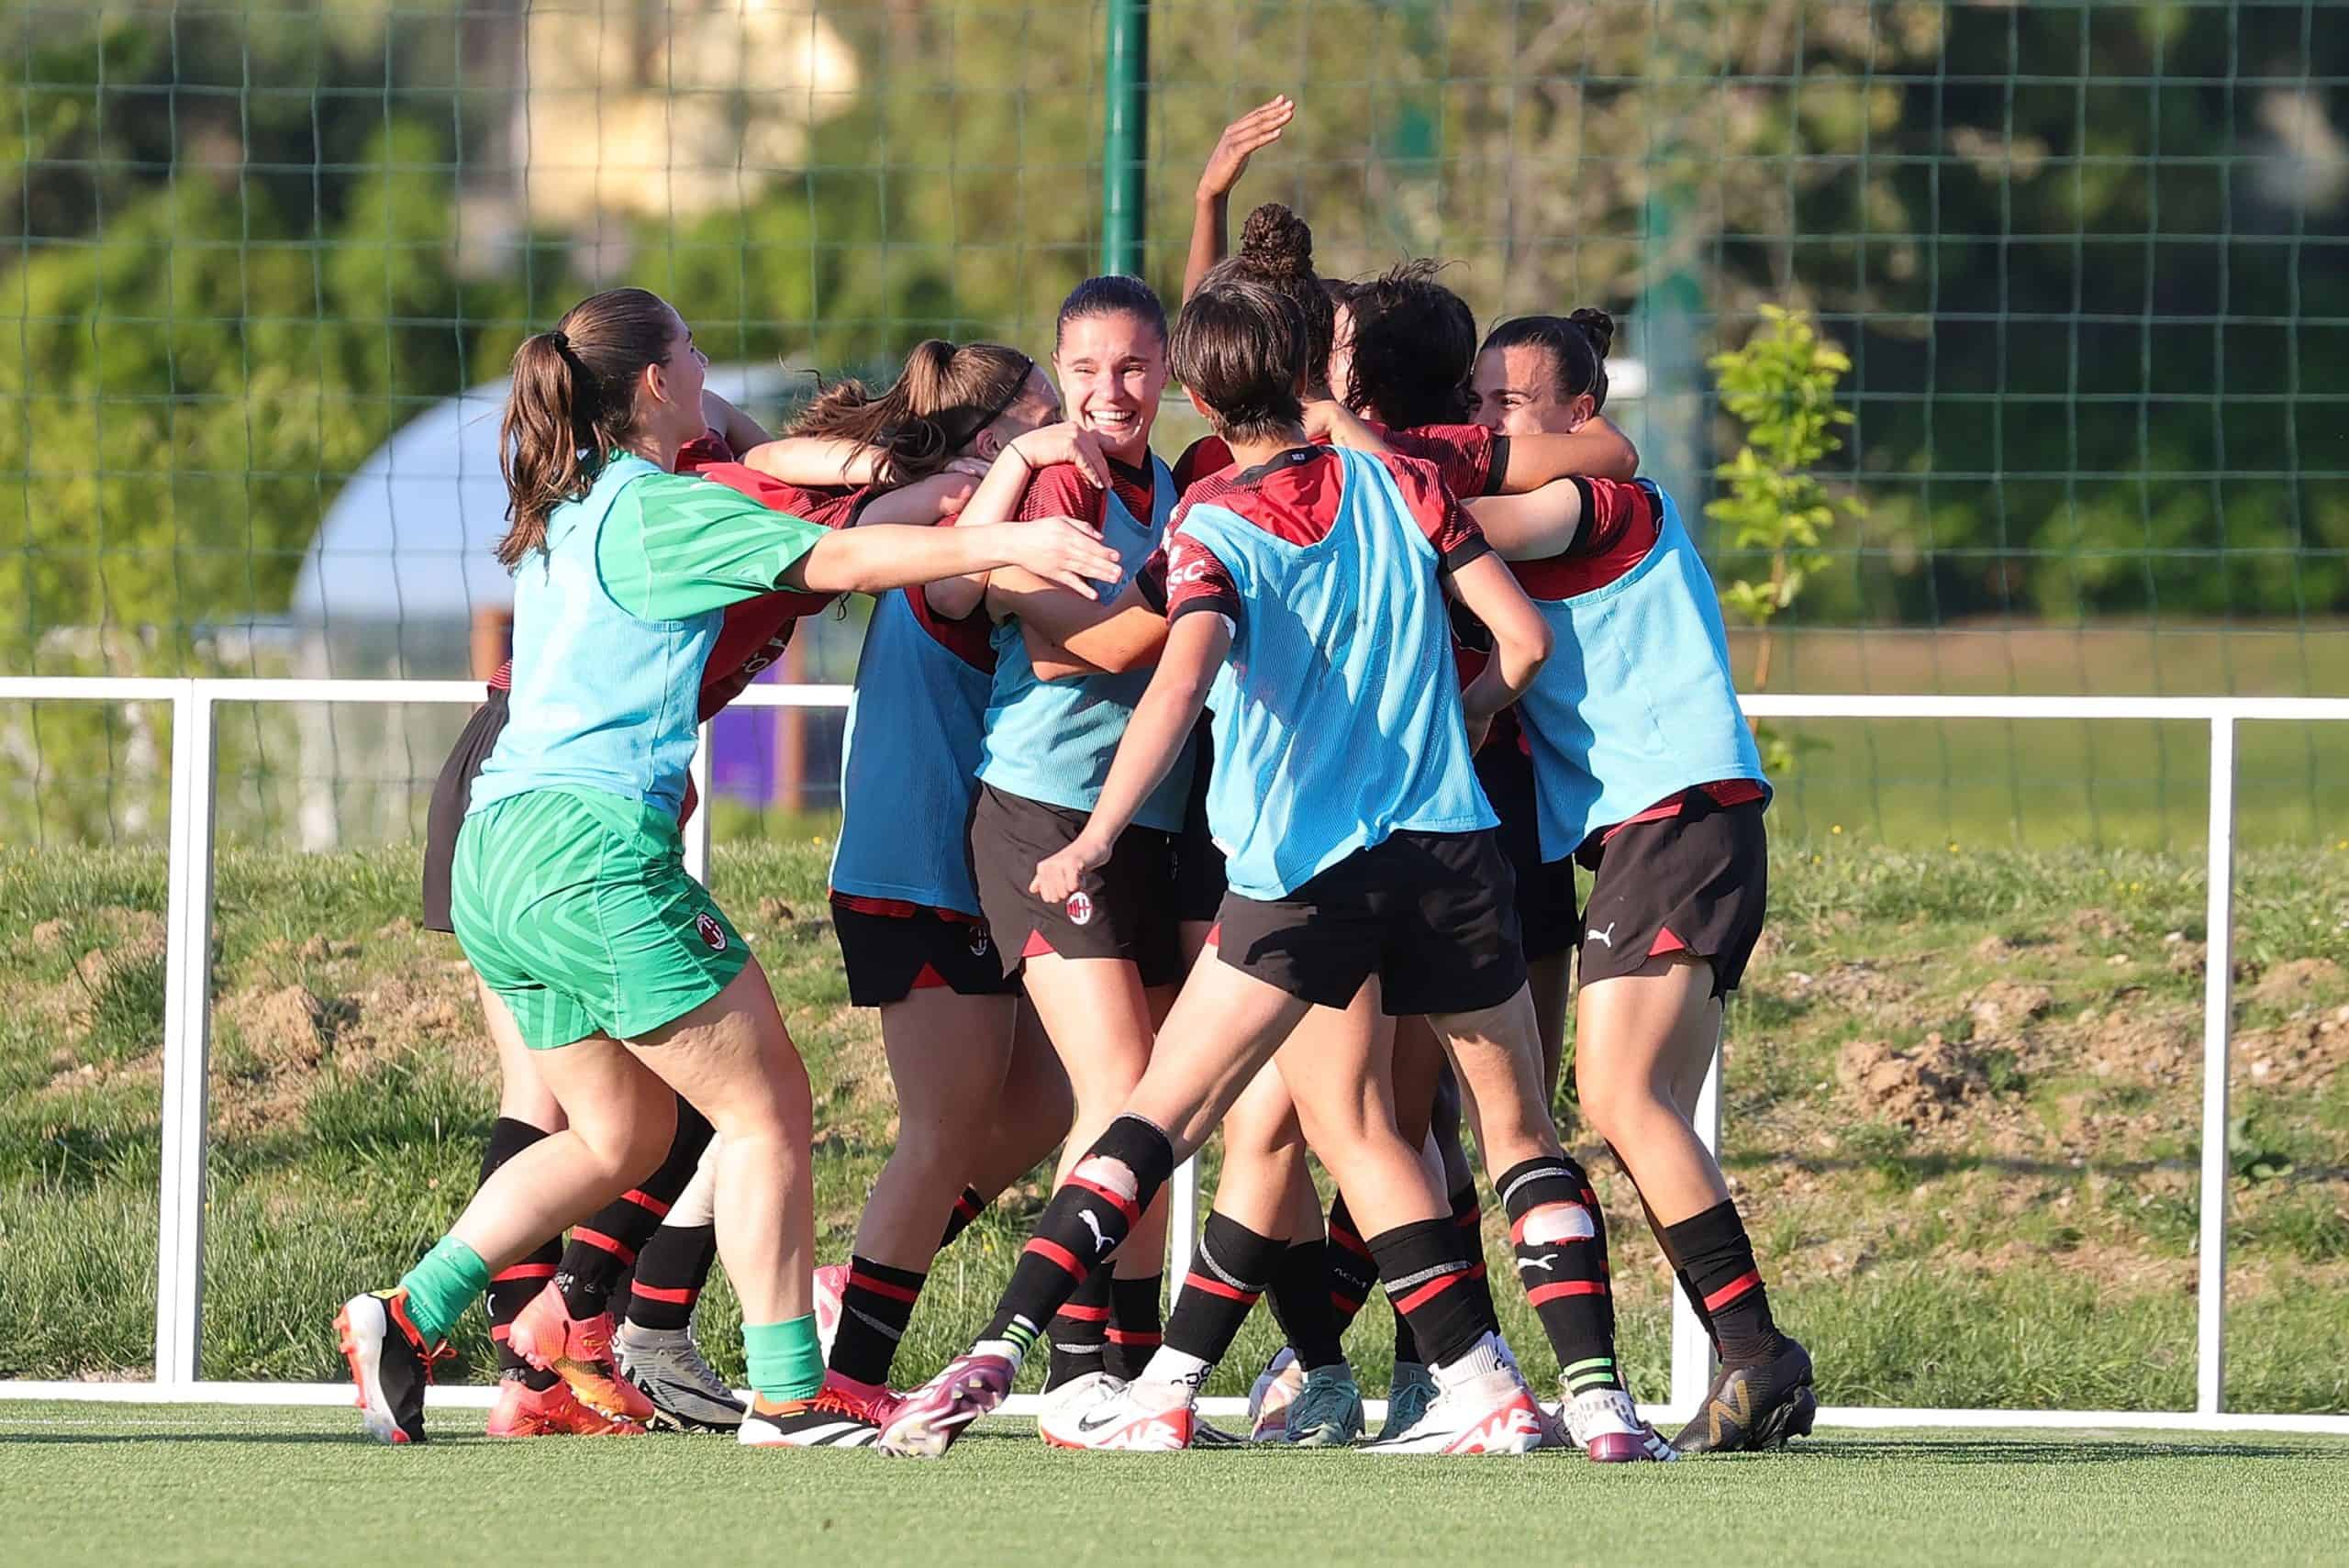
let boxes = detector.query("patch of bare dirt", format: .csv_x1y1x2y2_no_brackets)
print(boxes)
1838,1034,2002,1129
210,969,478,1134
1967,979,2053,1038
2072,998,2199,1084
29,917,72,951
2251,957,2345,1010
2235,1009,2349,1095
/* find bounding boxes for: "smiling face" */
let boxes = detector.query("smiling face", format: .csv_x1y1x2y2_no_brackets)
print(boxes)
1468,341,1593,437
1053,310,1168,464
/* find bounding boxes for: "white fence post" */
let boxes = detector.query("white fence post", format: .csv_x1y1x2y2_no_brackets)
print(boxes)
1165,1157,1199,1296
1668,1027,1726,1412
155,683,219,1385
684,719,714,884
2195,717,2237,1416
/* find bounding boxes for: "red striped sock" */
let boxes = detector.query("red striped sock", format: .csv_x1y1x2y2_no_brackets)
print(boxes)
827,1255,926,1387
625,1221,716,1333
1664,1198,1780,1366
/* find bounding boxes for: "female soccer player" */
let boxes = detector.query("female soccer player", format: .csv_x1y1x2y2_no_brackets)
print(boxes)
912,276,1192,1442
883,274,1670,1462
1465,310,1816,1452
414,398,977,1438
335,286,1122,1448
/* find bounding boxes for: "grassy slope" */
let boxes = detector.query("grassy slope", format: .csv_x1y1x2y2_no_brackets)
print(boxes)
1,835,2344,1412
6,1404,2349,1568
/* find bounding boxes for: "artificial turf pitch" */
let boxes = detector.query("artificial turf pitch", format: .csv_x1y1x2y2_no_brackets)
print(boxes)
5,1403,2345,1567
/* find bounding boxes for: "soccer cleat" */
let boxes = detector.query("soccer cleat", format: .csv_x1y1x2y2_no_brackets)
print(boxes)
615,1321,746,1433
814,1371,906,1431
1673,1337,1817,1455
1188,1416,1249,1448
1034,1369,1124,1444
739,1387,883,1448
336,1288,442,1445
507,1282,656,1425
1039,1377,1195,1451
1563,1386,1677,1463
1361,1368,1545,1456
875,1350,1016,1459
485,1373,648,1438
1379,1360,1438,1440
1246,1346,1304,1440
1282,1366,1365,1447
812,1262,848,1362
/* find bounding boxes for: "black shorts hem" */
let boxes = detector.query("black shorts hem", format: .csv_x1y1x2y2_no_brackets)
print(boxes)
970,784,1186,988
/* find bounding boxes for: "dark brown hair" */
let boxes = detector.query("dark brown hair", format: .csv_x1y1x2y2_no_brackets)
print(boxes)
1055,273,1167,352
496,287,679,568
1224,203,1337,393
1171,275,1309,445
1341,260,1478,429
1481,307,1615,410
787,339,1035,484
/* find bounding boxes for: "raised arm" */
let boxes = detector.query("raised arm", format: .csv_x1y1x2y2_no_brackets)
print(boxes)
1464,478,1588,561
1183,96,1296,302
922,424,1111,620
740,435,889,487
785,516,1119,599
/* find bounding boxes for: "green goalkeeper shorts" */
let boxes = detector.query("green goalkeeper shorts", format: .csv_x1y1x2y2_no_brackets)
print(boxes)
450,787,749,1051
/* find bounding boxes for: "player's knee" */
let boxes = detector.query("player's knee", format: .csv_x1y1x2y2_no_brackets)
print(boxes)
1517,1198,1598,1247
1071,1153,1139,1204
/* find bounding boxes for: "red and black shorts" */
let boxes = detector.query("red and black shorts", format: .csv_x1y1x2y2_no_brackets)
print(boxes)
969,783,1186,988
1575,790,1767,997
1212,828,1528,1017
421,687,509,934
1475,738,1580,962
830,898,1017,1007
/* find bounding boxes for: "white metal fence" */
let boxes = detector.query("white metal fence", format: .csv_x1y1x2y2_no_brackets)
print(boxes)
3,675,2346,1435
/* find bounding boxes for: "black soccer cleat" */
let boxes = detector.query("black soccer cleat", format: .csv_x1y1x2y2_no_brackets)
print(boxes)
1672,1337,1816,1455
338,1288,440,1445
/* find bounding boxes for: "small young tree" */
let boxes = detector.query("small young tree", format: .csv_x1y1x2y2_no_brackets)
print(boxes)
1707,306,1865,769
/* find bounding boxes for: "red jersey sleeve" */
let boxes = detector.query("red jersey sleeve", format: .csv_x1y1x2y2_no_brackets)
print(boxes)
1006,462,1106,528
1372,451,1493,576
1162,528,1241,626
1382,422,1504,499
689,471,867,719
1505,477,1659,600
674,428,735,474
1173,434,1234,495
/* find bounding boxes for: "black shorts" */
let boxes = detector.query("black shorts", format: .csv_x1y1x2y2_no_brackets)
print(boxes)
1476,740,1580,962
421,688,509,934
1172,720,1226,925
830,900,1018,1007
969,783,1186,987
1575,791,1767,997
1212,829,1528,1017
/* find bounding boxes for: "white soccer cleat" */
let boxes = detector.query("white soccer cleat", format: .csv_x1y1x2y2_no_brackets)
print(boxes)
1361,1367,1546,1456
1246,1346,1304,1440
812,1262,848,1363
1033,1369,1125,1444
1563,1386,1678,1462
1039,1376,1196,1451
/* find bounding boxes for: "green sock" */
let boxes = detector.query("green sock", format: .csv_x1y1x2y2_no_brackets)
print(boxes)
396,1236,491,1346
742,1315,823,1404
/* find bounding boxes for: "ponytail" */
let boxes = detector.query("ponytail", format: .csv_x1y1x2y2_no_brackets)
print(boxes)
496,286,678,567
788,339,1034,484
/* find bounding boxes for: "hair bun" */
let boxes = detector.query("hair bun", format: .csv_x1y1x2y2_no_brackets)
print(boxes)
1568,306,1614,361
1237,202,1315,284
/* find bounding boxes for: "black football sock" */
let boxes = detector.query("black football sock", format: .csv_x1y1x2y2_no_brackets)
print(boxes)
480,1117,560,1390
624,1221,716,1333
1499,1155,1624,1396
828,1256,927,1388
1155,1213,1284,1387
980,1114,1175,1368
555,1096,713,1319
1323,1195,1378,1336
1365,1217,1497,1372
1663,1198,1784,1367
937,1184,989,1251
1045,1265,1113,1389
1106,1271,1163,1382
1267,1239,1348,1372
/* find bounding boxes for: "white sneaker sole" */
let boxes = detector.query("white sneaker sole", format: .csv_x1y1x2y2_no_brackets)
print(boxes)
336,1296,405,1446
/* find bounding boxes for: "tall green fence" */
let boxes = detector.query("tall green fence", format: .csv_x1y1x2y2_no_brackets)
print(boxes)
5,1,2346,846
